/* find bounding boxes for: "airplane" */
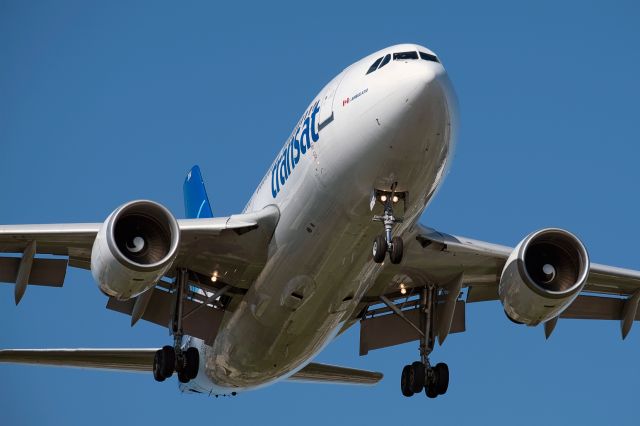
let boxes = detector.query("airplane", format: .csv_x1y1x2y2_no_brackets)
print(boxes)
2,43,640,399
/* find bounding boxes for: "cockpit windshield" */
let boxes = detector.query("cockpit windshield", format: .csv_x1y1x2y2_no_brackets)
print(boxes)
419,51,439,63
393,51,419,60
366,50,439,75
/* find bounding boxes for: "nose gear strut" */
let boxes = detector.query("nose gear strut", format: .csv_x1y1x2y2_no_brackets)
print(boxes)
372,188,404,264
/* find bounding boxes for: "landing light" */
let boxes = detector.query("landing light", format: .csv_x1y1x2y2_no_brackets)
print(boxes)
380,195,387,202
392,195,399,203
211,271,219,282
400,283,407,295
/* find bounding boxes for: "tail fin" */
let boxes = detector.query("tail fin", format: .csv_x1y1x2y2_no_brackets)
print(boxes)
183,165,213,219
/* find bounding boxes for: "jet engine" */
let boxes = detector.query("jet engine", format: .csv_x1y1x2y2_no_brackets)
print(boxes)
498,228,590,325
91,200,180,300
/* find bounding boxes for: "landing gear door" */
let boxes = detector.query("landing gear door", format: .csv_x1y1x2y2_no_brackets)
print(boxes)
316,71,345,132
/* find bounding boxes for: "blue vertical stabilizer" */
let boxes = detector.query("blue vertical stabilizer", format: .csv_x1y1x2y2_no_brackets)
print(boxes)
183,165,213,219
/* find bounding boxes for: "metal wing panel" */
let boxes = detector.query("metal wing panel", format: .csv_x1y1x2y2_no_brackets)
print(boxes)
363,225,509,302
387,225,640,298
288,362,383,385
401,226,508,288
0,223,99,256
106,287,225,345
0,348,156,372
358,224,640,348
0,205,279,292
585,263,640,296
359,300,465,355
173,205,279,289
0,257,67,286
560,295,625,320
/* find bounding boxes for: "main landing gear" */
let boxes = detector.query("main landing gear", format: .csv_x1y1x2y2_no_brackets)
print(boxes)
399,285,449,398
372,189,404,264
152,268,200,384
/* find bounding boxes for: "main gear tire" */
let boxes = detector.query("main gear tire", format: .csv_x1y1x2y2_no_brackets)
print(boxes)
401,365,414,397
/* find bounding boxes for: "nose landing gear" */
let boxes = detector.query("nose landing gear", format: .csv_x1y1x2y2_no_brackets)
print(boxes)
372,189,404,264
152,268,200,383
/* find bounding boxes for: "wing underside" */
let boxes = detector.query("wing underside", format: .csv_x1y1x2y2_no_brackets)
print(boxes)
0,349,382,385
355,225,640,355
0,205,280,343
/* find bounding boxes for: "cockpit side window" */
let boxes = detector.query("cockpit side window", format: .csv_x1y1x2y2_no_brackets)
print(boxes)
393,51,419,60
378,54,391,69
419,51,440,63
366,57,383,75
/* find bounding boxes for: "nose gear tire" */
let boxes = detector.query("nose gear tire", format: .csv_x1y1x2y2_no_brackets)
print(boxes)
389,236,403,264
373,235,387,263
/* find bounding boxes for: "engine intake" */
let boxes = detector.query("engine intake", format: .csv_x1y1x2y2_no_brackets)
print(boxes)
499,228,590,325
91,200,180,300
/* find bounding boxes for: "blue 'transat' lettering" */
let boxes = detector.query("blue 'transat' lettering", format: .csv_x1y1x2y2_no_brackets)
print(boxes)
271,101,322,198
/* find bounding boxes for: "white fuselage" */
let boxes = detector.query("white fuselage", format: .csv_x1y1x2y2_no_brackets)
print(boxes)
184,44,458,395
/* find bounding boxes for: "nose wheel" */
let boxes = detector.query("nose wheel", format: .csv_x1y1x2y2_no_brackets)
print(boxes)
372,189,404,264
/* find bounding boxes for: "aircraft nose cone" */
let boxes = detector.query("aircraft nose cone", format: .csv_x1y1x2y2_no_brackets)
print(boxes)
403,63,449,104
402,62,458,133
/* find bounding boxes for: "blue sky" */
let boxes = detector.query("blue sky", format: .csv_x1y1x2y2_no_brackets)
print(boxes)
1,1,639,424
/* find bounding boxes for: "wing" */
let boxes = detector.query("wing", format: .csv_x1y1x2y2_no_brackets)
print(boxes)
356,225,640,355
0,348,156,372
402,226,640,298
0,205,279,342
0,205,278,278
0,349,382,385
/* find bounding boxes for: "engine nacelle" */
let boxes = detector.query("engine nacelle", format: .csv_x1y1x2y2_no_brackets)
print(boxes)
91,200,180,300
499,228,590,325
